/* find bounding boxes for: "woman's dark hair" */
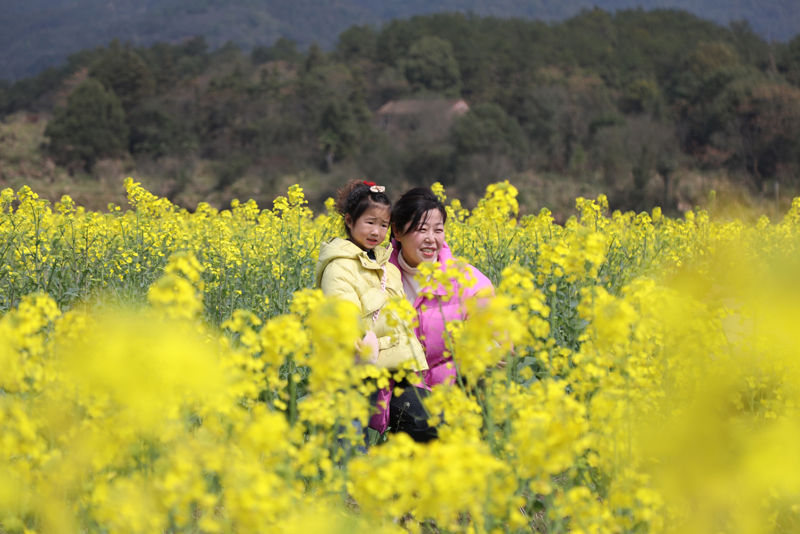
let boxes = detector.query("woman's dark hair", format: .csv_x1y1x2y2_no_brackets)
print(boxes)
391,187,447,238
335,180,391,237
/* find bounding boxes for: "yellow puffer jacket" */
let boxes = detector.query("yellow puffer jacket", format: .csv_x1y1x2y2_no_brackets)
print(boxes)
314,237,427,371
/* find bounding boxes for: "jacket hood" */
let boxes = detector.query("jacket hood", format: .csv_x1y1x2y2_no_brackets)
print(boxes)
315,237,392,288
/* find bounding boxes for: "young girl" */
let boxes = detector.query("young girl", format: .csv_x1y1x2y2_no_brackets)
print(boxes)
314,180,436,442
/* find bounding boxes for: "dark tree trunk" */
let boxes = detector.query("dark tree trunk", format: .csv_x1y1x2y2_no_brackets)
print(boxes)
325,150,334,172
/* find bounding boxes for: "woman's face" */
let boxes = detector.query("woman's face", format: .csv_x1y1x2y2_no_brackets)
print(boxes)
395,209,445,268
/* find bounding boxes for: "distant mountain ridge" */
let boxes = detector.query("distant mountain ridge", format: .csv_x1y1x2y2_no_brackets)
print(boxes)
1,0,798,80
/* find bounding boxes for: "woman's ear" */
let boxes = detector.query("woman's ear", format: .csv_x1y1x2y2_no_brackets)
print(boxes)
391,222,398,237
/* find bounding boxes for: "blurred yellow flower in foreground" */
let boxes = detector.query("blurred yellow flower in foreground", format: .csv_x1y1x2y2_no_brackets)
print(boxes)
0,180,797,533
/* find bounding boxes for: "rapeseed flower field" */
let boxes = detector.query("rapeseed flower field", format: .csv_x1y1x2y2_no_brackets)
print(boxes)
1,178,799,533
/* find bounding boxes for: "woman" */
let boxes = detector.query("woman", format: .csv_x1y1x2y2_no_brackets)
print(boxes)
389,187,495,387
369,187,495,436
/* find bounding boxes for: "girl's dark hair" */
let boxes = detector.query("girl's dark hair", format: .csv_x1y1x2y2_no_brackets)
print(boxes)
335,180,391,236
391,187,447,238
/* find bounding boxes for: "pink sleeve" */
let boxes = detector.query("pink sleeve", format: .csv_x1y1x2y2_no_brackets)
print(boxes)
465,265,495,301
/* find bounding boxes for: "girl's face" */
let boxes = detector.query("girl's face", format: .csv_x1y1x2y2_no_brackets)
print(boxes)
345,204,391,251
394,209,445,268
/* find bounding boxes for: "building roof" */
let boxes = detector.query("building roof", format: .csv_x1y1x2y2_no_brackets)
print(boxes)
375,99,469,117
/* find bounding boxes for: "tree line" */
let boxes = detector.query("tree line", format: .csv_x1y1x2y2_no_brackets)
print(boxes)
1,8,800,211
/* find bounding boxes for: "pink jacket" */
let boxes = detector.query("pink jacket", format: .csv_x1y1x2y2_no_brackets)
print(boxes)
390,240,495,387
368,241,494,433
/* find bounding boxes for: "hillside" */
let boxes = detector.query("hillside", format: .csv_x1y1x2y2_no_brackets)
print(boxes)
1,8,799,220
1,0,799,80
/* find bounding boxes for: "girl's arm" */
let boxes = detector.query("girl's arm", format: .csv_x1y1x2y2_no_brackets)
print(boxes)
320,261,362,310
321,262,380,362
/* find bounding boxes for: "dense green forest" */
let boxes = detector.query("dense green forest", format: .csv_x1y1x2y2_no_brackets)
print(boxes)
2,9,800,215
1,0,798,81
